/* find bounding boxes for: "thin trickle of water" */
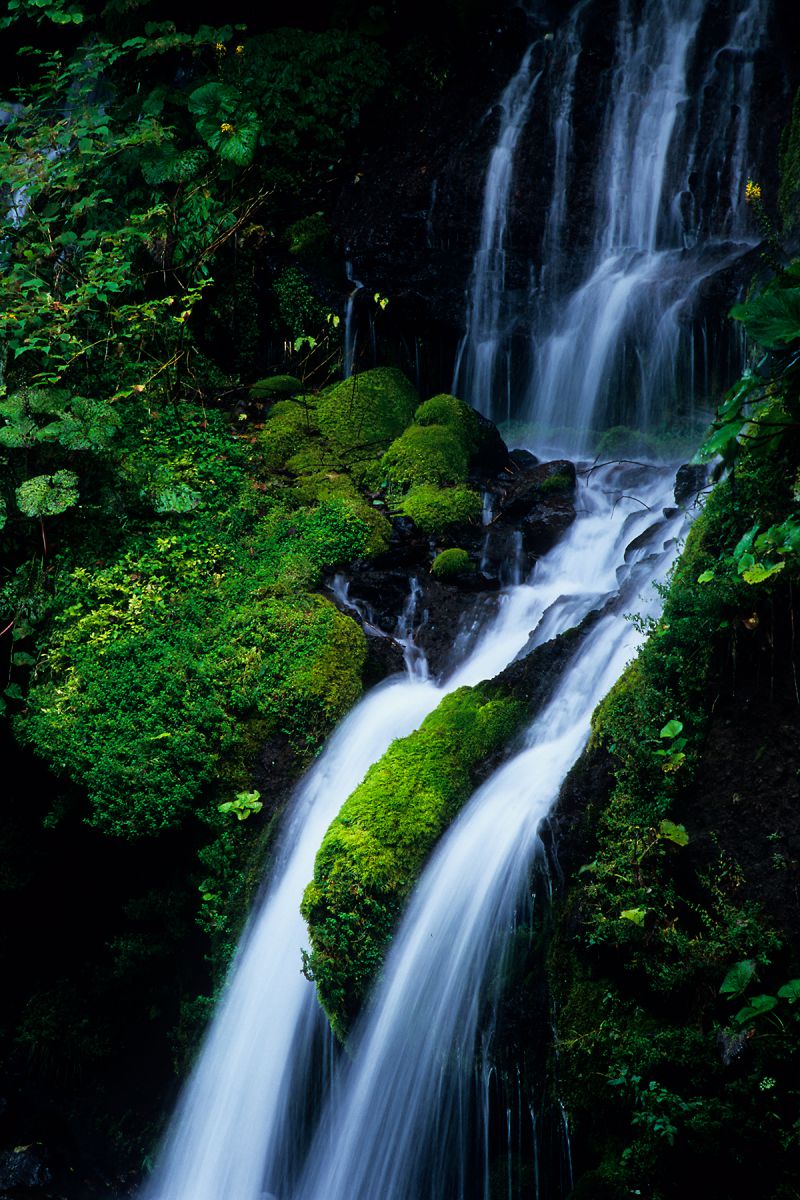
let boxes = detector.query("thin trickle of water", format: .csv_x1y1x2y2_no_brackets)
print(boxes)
395,576,430,680
343,261,364,379
452,43,543,417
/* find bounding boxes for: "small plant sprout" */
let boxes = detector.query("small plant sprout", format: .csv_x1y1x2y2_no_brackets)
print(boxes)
218,790,263,821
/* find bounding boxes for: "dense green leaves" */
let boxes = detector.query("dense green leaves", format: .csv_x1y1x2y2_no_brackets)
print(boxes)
16,470,79,517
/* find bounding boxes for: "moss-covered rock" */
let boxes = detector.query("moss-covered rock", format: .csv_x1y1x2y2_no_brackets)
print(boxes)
290,470,391,556
302,616,598,1040
415,392,481,447
316,367,418,458
249,375,306,399
259,397,319,471
431,547,474,578
301,684,526,1038
381,423,470,487
397,483,482,533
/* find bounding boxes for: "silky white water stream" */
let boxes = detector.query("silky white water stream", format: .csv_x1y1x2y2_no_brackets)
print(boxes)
294,464,688,1200
143,470,641,1200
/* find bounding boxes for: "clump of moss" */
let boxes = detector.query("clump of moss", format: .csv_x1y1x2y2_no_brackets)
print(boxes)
398,483,482,533
381,423,469,488
414,392,480,450
291,470,391,556
301,684,527,1038
316,367,419,458
249,375,305,399
431,547,474,578
259,398,319,471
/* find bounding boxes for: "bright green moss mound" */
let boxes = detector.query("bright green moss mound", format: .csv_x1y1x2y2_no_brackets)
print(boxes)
431,547,474,577
301,685,526,1039
290,470,391,556
17,559,366,840
414,392,480,451
398,483,482,533
316,367,419,457
259,397,319,471
381,423,469,487
249,375,305,399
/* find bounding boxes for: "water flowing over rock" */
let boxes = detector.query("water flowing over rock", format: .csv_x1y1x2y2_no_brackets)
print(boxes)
137,3,799,1199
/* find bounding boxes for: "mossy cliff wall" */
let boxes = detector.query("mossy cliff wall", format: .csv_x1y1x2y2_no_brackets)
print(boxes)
542,438,800,1198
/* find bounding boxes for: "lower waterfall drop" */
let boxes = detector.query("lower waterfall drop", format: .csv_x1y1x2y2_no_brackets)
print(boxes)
294,464,689,1200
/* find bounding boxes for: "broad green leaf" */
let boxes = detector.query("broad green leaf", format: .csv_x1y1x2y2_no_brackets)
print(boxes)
777,980,800,1003
659,819,689,847
696,419,742,462
734,994,778,1024
730,284,800,348
733,527,758,560
719,959,757,998
659,719,684,739
742,560,785,584
620,907,647,926
697,569,715,583
16,470,79,517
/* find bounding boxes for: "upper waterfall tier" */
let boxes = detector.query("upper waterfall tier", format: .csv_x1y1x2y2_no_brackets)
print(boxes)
454,0,769,445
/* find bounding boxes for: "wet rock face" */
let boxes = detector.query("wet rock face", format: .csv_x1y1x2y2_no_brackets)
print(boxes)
328,450,579,678
0,1146,52,1194
674,462,708,505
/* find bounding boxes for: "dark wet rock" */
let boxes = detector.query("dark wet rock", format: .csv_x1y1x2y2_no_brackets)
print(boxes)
519,498,576,556
495,458,577,521
471,411,513,477
674,462,708,505
508,448,539,470
0,1146,52,1193
362,629,407,687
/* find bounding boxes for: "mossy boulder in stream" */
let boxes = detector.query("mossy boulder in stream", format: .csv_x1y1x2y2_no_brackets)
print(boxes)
301,619,598,1039
316,367,419,457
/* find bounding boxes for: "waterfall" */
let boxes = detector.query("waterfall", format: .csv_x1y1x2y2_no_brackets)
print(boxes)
455,0,768,443
143,560,587,1200
141,4,771,1198
343,261,365,379
452,42,543,421
293,464,688,1200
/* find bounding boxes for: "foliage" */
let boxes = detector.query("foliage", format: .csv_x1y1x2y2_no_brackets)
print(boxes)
16,470,79,518
302,684,526,1039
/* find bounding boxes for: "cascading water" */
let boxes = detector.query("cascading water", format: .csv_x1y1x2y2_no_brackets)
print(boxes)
143,557,584,1200
455,0,768,442
293,464,689,1200
451,42,543,423
141,4,768,1198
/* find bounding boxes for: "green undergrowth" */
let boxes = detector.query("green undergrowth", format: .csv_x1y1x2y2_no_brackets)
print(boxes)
6,400,376,955
549,418,800,1194
301,684,527,1039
